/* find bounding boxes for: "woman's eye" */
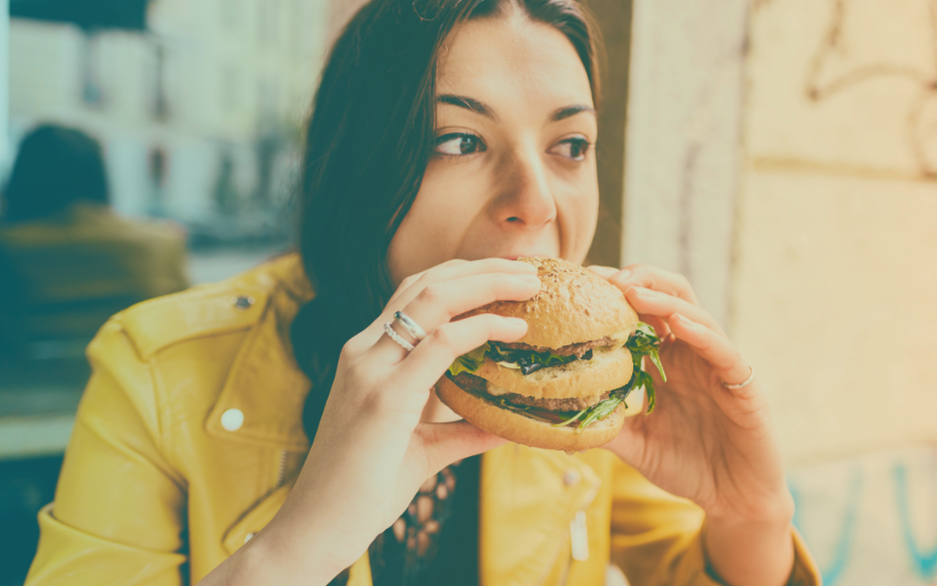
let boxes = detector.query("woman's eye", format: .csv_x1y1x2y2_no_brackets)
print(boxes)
550,138,592,161
434,133,486,156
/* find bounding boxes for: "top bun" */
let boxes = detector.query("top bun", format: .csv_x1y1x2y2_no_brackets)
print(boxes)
462,257,639,348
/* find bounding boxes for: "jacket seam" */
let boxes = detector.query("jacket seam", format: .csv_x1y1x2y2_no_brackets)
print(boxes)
146,347,188,489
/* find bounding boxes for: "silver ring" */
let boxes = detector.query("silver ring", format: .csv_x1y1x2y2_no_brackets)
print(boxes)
394,311,427,342
383,322,415,352
722,366,755,390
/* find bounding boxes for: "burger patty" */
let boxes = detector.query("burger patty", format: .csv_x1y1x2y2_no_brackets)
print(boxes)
499,336,614,358
503,390,610,412
450,372,608,412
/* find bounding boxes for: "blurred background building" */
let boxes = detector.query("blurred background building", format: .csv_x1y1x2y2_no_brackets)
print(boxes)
2,0,937,585
5,0,327,261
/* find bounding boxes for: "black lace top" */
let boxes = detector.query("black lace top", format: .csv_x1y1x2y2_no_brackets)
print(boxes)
367,455,480,586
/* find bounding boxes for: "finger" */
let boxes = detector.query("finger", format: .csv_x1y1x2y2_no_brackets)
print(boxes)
373,272,539,360
608,264,700,306
586,265,618,278
415,420,508,476
396,313,528,391
389,258,538,308
641,315,672,345
668,313,753,392
625,287,724,335
388,259,468,306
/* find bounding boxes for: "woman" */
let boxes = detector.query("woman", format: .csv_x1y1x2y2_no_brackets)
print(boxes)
26,1,819,585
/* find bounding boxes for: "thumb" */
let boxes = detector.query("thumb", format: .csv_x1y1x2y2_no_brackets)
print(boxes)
415,421,508,475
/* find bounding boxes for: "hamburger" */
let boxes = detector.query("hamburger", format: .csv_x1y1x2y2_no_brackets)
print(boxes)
435,257,665,452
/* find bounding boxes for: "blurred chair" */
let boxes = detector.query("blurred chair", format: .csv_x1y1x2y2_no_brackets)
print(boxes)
0,124,190,356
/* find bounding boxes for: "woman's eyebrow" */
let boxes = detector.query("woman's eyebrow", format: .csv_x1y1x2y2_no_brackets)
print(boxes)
437,95,596,123
551,105,596,122
438,95,497,120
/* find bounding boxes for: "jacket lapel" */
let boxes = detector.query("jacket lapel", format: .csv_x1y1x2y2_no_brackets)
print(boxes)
204,258,314,453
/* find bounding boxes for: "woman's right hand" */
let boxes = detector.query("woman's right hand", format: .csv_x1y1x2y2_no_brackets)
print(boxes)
210,259,541,585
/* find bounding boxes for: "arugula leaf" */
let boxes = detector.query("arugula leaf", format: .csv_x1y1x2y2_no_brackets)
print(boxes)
632,369,656,413
447,343,490,377
623,322,666,414
552,409,588,428
626,323,666,382
577,394,626,430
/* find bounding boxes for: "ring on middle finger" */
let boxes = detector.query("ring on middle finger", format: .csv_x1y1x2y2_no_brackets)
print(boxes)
394,311,427,342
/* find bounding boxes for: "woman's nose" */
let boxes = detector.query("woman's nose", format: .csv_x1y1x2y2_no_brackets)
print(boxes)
492,149,557,229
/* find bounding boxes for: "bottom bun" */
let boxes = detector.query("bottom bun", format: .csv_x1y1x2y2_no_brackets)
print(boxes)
435,375,625,452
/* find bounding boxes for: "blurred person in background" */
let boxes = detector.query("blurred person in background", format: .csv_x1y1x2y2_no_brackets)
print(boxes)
24,1,818,586
0,124,189,354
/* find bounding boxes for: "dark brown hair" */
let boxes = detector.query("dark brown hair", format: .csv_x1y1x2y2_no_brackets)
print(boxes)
293,0,603,443
2,124,110,223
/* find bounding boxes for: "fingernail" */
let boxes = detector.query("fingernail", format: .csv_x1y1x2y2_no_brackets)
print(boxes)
627,286,652,297
674,313,692,325
517,274,541,285
616,269,632,280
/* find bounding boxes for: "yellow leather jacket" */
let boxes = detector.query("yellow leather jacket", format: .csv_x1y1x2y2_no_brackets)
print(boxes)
25,255,820,586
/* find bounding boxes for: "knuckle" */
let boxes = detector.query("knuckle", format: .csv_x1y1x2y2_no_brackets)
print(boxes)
417,283,444,306
364,385,395,414
728,347,744,366
340,335,364,359
676,274,693,293
420,267,443,284
429,323,456,348
399,273,420,289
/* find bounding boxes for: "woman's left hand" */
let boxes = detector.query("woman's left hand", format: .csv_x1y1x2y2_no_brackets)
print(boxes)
589,264,793,526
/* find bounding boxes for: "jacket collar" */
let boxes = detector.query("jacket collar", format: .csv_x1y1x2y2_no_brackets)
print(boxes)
205,254,315,452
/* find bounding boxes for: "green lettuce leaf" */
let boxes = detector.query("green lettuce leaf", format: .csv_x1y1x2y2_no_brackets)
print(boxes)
447,343,490,377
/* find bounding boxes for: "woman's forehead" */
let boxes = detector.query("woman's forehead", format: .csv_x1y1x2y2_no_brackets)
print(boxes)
435,15,593,110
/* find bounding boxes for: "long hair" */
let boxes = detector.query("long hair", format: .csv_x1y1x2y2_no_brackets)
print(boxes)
292,1,603,583
294,0,603,447
2,124,110,223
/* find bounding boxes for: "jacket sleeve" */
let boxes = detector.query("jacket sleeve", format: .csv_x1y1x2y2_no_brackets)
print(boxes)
609,458,821,586
25,319,188,586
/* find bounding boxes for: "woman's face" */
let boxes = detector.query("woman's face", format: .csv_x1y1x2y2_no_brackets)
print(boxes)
387,11,599,286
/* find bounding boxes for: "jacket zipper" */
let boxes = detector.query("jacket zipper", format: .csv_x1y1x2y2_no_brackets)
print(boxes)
275,450,287,487
534,476,601,586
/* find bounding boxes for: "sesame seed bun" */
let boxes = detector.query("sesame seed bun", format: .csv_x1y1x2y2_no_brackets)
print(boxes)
439,257,640,451
459,257,638,348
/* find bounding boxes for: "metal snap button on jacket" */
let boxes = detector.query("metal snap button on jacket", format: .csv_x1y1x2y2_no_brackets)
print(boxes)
221,409,244,432
232,296,254,310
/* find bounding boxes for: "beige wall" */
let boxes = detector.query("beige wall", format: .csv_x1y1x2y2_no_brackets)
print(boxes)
735,0,937,466
622,0,937,468
622,0,748,328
